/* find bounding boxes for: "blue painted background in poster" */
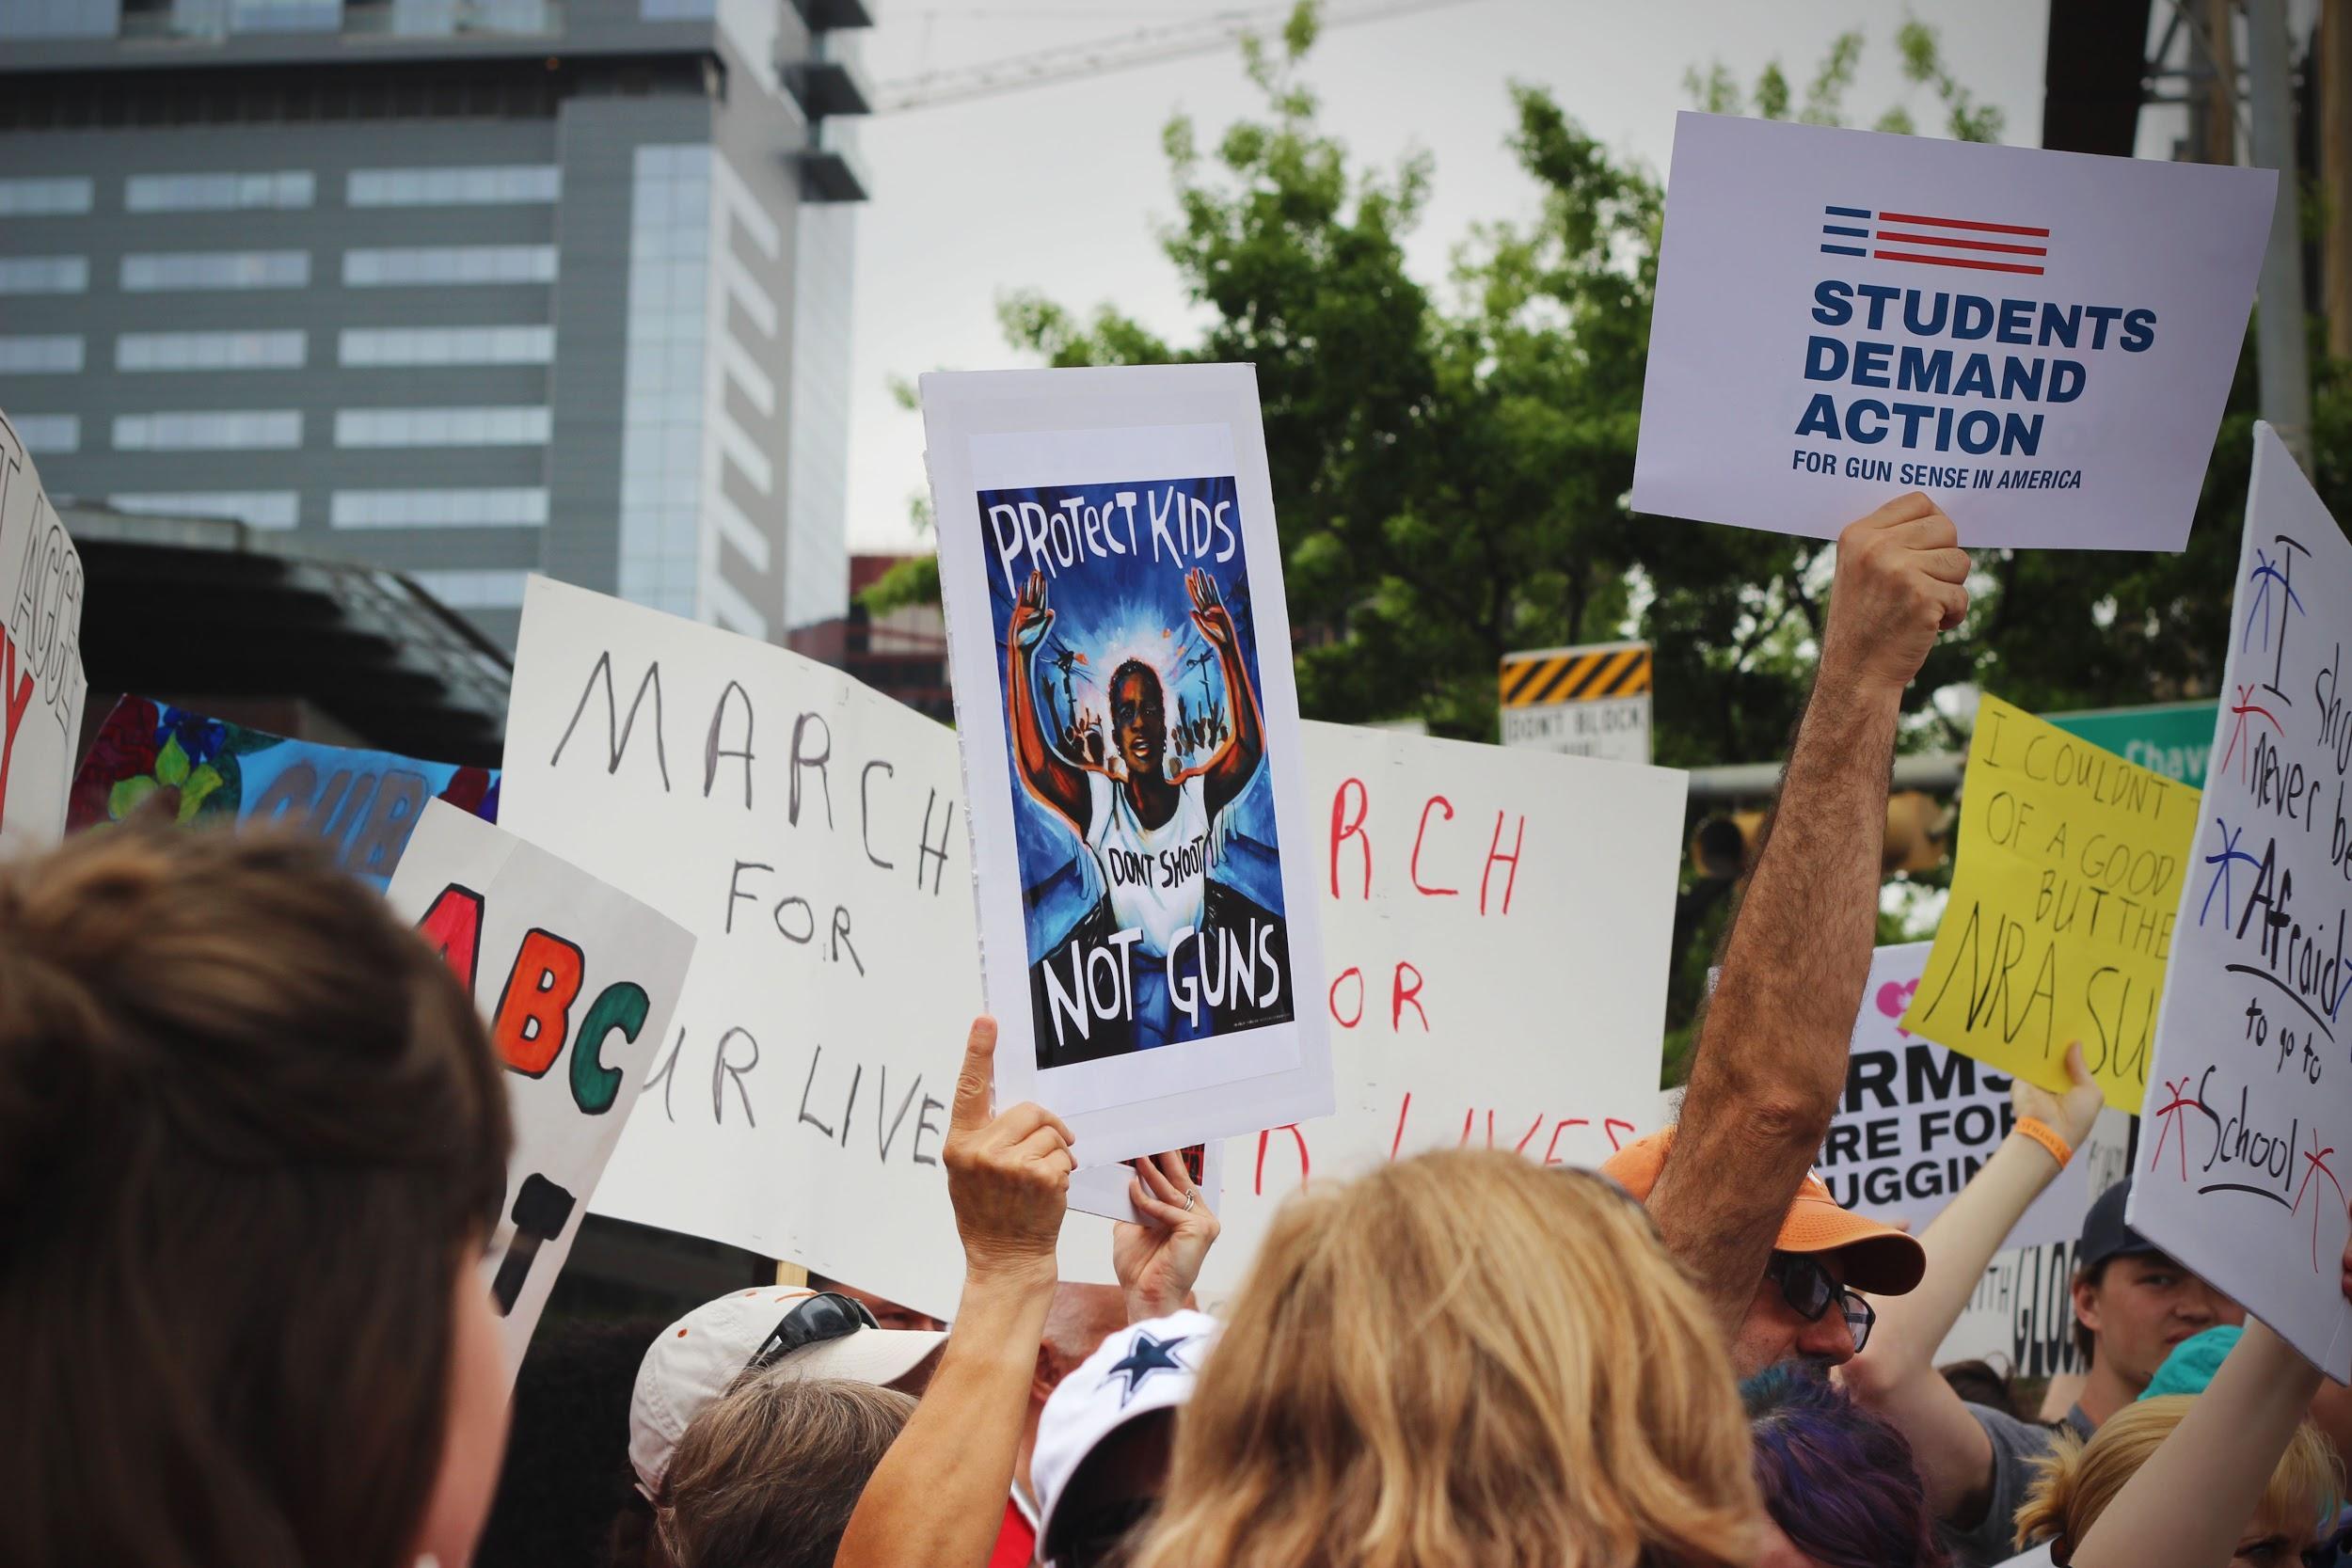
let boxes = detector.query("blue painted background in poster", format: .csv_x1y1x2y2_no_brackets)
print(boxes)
978,474,1287,960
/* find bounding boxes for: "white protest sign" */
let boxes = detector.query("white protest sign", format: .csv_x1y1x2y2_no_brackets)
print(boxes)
2132,424,2352,1375
1196,721,1683,1304
1632,112,2275,550
387,800,698,1379
922,366,1333,1168
1824,942,2129,1250
0,409,87,855
1938,1238,2094,1381
500,578,1022,1322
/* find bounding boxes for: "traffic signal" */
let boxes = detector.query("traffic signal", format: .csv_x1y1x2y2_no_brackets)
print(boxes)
1688,790,1950,879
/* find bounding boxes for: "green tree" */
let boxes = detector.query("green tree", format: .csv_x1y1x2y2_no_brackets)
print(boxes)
871,5,2352,1075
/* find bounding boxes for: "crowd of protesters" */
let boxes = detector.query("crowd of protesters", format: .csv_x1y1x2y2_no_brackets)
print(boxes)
4,495,2345,1568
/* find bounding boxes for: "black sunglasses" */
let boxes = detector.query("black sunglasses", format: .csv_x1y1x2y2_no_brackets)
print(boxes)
1765,1251,1876,1354
746,1291,878,1374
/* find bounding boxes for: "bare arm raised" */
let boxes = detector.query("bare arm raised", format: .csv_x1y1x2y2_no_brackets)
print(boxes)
1647,493,1970,1355
834,1018,1074,1568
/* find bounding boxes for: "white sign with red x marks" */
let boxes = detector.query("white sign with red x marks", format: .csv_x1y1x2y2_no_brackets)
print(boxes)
2133,423,2352,1376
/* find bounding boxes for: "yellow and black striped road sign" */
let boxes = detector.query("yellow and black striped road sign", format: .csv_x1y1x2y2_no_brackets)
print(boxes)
1499,642,1653,709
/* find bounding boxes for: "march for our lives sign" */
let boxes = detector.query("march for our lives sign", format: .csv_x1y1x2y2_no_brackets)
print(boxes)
1632,113,2277,551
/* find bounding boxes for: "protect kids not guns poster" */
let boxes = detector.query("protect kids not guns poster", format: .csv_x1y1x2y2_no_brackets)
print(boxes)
2134,425,2352,1376
1632,112,2275,550
387,801,697,1380
923,365,1333,1168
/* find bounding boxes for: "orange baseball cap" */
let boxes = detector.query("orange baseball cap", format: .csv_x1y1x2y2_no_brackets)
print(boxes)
1602,1130,1926,1296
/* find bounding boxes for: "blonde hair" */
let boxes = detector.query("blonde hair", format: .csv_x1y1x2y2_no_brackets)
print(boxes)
656,1374,916,1568
1128,1149,1761,1568
2014,1397,2344,1557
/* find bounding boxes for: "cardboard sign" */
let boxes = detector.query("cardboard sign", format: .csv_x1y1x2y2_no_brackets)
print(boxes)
2132,424,2352,1375
386,801,697,1379
0,410,86,855
1195,721,1681,1303
500,577,1010,1321
1632,112,2275,550
1498,641,1654,765
1902,696,2197,1113
921,365,1332,1167
69,696,500,890
1826,942,2128,1250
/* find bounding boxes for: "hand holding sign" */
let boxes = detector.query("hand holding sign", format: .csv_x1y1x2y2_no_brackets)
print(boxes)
2011,1041,2106,1160
1113,1149,1222,1321
1822,493,1971,696
945,1016,1075,1287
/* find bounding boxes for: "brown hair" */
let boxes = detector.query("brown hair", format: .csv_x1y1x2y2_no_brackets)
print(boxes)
0,822,511,1568
1129,1149,1762,1568
655,1374,916,1568
2014,1396,2344,1557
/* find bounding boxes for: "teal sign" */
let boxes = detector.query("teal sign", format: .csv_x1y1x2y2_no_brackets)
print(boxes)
2045,701,2217,790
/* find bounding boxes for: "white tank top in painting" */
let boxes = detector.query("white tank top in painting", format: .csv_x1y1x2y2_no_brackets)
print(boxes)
1085,770,1216,957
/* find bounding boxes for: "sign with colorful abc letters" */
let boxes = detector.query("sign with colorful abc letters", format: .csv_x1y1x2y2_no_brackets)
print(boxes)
1633,112,2276,550
387,800,698,1381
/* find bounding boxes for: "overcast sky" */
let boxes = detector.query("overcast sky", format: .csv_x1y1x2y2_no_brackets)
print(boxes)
838,0,2087,554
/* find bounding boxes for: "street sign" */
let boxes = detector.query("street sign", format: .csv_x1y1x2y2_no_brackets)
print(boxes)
2043,700,2217,789
1499,641,1653,765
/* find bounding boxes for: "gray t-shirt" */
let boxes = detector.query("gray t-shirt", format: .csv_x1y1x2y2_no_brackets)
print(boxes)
1947,1402,2096,1568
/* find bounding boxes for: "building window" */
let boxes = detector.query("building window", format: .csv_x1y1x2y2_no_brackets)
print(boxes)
118,330,307,372
114,410,303,451
349,0,552,38
347,166,561,206
619,144,712,621
230,0,341,30
10,415,79,453
0,257,88,294
641,0,714,16
121,250,310,292
110,491,299,530
0,336,85,373
342,245,557,286
338,325,552,366
405,568,530,609
0,177,93,215
126,171,314,212
331,487,548,527
0,1,118,40
333,406,549,447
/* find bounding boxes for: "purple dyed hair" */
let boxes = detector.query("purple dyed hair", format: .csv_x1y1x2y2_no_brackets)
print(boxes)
1743,1366,1950,1568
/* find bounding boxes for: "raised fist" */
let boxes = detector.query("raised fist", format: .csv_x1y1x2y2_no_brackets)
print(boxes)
1821,492,1970,696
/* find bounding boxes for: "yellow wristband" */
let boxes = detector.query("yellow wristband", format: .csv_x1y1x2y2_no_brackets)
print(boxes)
2015,1116,2073,1169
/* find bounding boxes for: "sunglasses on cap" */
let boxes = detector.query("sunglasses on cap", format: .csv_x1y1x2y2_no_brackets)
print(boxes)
745,1291,878,1374
1765,1251,1876,1354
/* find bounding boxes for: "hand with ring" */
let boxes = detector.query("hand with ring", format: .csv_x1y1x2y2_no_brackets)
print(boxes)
1112,1148,1220,1323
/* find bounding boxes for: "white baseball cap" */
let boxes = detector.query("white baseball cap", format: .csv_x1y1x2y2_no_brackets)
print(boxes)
1032,1309,1218,1563
627,1286,946,1497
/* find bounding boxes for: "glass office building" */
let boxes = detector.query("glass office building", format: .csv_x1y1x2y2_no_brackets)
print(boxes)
0,0,871,648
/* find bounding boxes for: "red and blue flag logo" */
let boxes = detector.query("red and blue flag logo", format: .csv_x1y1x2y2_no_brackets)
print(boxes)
1820,205,2049,277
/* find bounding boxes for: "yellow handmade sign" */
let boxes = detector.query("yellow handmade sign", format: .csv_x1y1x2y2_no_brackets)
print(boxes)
1901,696,2200,1114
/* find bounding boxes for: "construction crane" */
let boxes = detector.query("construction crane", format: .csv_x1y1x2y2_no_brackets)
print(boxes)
873,0,1484,114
